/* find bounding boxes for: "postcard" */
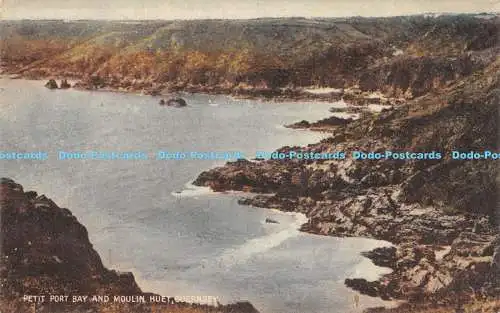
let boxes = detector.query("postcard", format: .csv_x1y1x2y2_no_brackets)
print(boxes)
1,1,499,313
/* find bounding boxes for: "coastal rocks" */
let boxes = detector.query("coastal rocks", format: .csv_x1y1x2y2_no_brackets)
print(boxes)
345,278,385,298
360,172,389,187
238,194,300,212
330,106,366,114
265,218,279,224
229,86,344,102
160,97,188,107
361,246,397,268
232,85,282,99
448,232,497,257
286,115,353,130
60,79,71,89
44,79,58,89
286,120,310,129
0,178,142,310
167,97,187,107
43,79,71,90
0,177,23,192
492,235,500,268
0,178,261,313
356,234,500,302
193,158,290,193
400,259,448,294
88,75,107,89
74,75,107,90
394,244,434,270
191,59,500,309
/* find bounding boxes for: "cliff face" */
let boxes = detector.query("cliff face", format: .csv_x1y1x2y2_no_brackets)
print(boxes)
0,178,259,313
0,178,137,312
0,178,138,287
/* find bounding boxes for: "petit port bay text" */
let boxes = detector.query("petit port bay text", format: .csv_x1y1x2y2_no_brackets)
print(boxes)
23,295,220,304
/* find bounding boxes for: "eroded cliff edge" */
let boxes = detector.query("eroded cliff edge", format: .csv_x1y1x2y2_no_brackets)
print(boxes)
193,57,500,312
0,178,259,313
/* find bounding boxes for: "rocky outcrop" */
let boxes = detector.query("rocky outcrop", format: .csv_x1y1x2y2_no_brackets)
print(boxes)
73,75,107,90
166,97,187,107
60,79,71,89
159,97,188,107
0,178,139,312
44,79,58,89
193,57,500,311
265,218,279,224
286,115,353,130
0,178,259,313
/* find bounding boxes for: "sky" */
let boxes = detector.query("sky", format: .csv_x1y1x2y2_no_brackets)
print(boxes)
2,0,499,20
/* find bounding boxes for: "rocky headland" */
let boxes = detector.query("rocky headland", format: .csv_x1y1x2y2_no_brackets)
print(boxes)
193,56,500,311
0,178,259,313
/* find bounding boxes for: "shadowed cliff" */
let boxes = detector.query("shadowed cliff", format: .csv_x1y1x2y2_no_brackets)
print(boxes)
0,178,259,313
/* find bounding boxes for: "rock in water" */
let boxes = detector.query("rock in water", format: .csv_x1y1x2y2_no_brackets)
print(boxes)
45,79,58,89
159,99,166,105
166,97,187,107
60,79,71,89
265,218,279,224
286,120,311,129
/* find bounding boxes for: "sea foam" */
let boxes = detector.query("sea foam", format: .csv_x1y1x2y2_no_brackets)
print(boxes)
211,210,308,268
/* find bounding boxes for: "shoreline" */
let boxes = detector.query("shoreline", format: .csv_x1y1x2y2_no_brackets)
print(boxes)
1,75,393,136
1,73,402,106
193,144,498,313
194,153,496,307
149,92,398,312
190,58,500,312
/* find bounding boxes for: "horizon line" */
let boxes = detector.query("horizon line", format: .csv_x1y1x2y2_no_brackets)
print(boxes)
2,11,499,22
